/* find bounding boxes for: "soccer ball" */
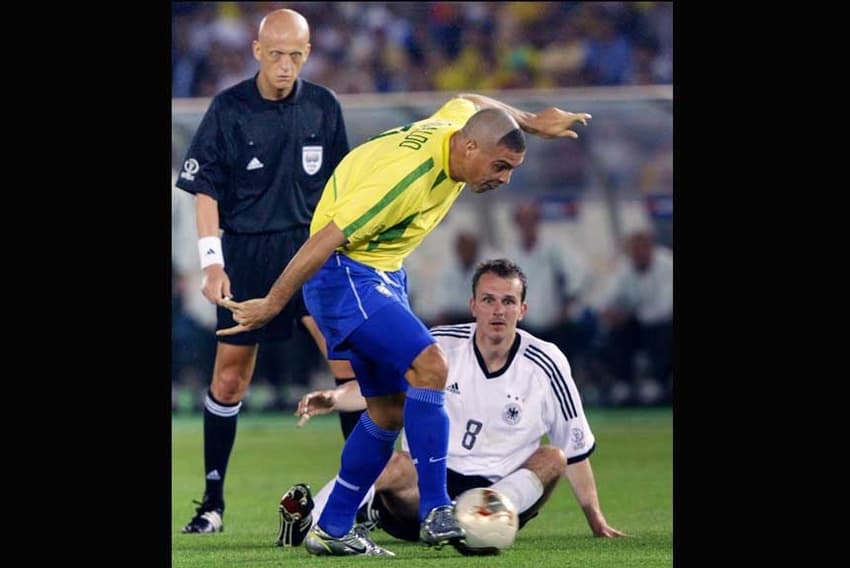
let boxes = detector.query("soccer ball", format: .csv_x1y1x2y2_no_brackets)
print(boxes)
453,487,519,555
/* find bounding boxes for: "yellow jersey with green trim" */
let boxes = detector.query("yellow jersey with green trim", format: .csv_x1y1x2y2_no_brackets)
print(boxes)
309,97,476,271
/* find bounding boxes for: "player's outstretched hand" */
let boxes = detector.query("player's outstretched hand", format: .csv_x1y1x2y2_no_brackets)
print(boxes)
216,297,277,336
295,389,337,427
588,513,629,538
594,525,629,538
528,108,592,139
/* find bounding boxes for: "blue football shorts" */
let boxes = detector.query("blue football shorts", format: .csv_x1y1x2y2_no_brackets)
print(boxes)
303,252,436,397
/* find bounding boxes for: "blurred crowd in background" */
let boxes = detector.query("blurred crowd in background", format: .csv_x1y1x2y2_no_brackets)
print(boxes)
171,1,674,413
173,1,672,97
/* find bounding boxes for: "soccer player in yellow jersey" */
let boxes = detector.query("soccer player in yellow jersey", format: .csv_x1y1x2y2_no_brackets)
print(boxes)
218,93,591,556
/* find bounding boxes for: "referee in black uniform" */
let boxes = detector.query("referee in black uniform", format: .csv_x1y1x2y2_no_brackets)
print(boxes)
175,8,361,534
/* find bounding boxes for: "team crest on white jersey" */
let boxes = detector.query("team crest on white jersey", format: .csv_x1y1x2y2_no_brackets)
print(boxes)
502,402,522,425
180,158,199,181
571,427,586,450
302,145,322,175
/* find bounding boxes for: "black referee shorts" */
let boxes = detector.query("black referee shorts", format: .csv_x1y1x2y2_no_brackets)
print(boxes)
217,228,310,345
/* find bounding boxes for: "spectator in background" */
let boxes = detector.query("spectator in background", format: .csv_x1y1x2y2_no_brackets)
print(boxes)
582,5,634,86
501,201,597,376
627,36,666,85
431,231,486,326
172,2,673,98
597,226,673,404
538,19,588,87
432,23,500,92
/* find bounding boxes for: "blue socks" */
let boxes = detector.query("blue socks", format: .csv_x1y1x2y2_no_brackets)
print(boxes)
317,412,398,537
316,385,451,535
404,386,451,520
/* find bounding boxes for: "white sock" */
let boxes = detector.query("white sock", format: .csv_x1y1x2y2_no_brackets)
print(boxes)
490,468,543,514
311,478,376,530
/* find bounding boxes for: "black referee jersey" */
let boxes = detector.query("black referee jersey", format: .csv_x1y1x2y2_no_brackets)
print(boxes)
175,75,350,234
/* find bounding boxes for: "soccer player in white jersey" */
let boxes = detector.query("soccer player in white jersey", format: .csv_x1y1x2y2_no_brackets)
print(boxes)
280,259,625,548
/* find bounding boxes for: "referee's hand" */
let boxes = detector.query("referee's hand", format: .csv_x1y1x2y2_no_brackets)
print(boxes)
216,297,276,336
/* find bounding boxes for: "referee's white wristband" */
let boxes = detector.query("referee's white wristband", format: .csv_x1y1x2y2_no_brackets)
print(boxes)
198,236,225,269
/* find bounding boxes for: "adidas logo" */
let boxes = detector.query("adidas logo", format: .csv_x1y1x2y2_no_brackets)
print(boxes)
246,157,264,170
205,249,216,255
447,382,460,394
206,469,221,481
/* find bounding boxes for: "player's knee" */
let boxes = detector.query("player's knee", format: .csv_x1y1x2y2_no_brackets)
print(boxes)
378,451,415,490
212,369,249,402
386,450,408,470
407,344,449,390
522,445,567,486
537,445,567,470
366,393,405,430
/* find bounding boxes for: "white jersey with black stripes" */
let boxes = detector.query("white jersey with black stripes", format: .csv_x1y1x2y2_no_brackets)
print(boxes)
404,323,596,482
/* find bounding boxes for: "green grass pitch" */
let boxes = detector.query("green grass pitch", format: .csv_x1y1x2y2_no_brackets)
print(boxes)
172,408,672,567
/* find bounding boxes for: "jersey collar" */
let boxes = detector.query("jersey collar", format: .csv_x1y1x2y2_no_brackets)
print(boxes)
473,332,522,379
251,74,303,107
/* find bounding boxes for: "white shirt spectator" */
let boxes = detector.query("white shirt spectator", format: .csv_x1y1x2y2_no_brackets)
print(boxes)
599,246,673,325
502,240,590,330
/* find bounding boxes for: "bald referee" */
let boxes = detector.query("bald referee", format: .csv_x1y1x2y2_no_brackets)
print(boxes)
175,8,358,534
218,93,592,556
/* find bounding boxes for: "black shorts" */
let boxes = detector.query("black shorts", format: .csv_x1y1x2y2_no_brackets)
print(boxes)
376,468,540,542
218,229,310,345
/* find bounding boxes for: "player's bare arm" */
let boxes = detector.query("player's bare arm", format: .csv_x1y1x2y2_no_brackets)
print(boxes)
457,93,591,139
296,380,366,427
217,221,348,336
196,193,232,303
564,459,628,538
